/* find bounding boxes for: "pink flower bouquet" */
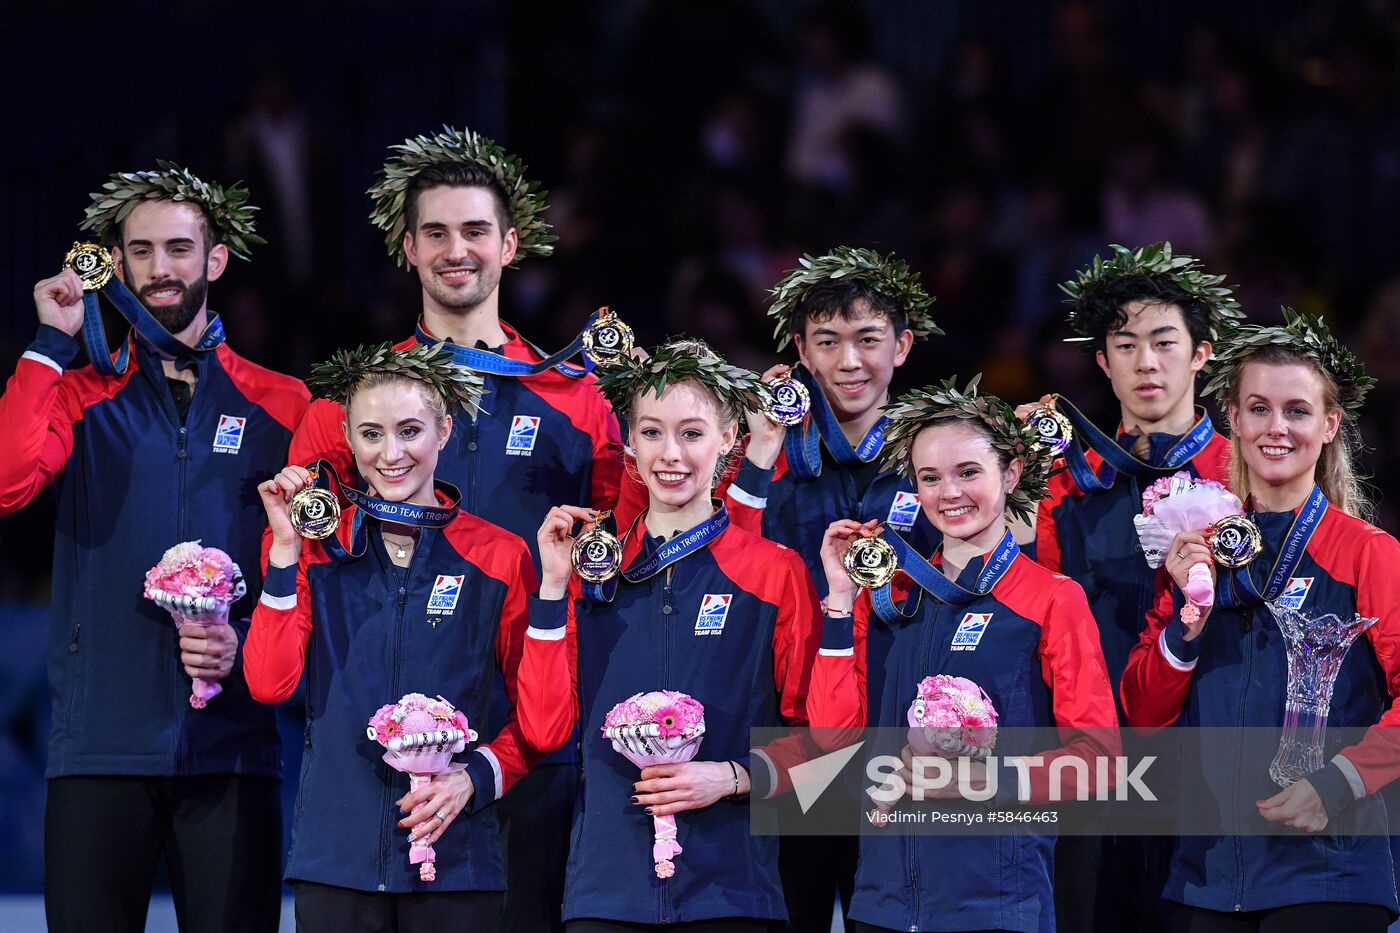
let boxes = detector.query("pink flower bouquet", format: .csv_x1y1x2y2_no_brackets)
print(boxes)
143,541,246,709
907,675,998,760
1133,471,1243,607
602,690,706,879
366,692,477,882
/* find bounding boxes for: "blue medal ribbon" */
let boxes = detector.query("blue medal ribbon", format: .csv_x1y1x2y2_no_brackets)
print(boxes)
81,275,224,377
306,460,460,563
582,501,730,604
783,366,888,480
1219,485,1327,609
414,310,601,379
1056,397,1215,493
871,529,1019,622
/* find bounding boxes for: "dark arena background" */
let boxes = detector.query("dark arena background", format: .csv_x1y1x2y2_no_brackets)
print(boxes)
3,1,1400,929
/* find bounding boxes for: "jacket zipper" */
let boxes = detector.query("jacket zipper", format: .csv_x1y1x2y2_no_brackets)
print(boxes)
173,424,189,771
465,382,485,514
1231,601,1253,911
659,565,675,923
379,544,413,890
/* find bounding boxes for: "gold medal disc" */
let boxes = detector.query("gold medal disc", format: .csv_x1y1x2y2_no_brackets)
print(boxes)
762,375,812,427
64,242,115,292
572,525,623,583
290,487,342,540
1026,406,1073,456
581,308,635,365
844,535,899,589
1206,514,1263,569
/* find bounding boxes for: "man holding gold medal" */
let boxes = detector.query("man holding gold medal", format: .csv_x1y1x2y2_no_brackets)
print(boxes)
0,167,308,932
1024,243,1242,933
285,126,623,933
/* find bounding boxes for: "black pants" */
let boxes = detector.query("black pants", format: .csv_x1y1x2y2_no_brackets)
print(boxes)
777,834,857,931
566,920,770,932
294,880,502,933
1054,834,1172,933
498,761,576,933
845,922,1013,933
1168,901,1393,933
44,774,282,933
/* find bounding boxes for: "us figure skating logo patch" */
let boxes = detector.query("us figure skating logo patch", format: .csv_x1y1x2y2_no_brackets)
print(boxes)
950,613,992,651
212,415,246,454
886,491,920,531
694,594,732,636
427,575,464,617
1275,577,1314,610
506,415,540,456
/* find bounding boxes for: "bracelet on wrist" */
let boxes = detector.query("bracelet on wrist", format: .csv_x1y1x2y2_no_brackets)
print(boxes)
820,596,854,617
728,760,740,797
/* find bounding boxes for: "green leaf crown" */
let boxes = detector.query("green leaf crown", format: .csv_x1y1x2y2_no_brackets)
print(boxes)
307,341,486,417
1202,307,1374,421
767,246,940,352
880,375,1052,524
368,124,556,269
595,338,765,427
1060,241,1242,350
81,160,264,261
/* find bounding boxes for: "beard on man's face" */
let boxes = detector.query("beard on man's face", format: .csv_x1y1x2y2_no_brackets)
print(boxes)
123,261,210,334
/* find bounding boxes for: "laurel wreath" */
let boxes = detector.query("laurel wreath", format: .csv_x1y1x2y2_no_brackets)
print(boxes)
80,160,264,261
767,246,940,352
307,341,486,417
1202,307,1374,420
368,124,555,269
880,375,1052,523
595,340,765,426
1060,241,1242,350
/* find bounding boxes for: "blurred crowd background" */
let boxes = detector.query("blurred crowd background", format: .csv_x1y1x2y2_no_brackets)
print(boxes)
3,0,1400,895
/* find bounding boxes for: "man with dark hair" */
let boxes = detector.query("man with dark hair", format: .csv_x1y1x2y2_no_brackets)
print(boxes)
0,166,308,933
287,126,620,933
720,247,940,931
1030,242,1241,933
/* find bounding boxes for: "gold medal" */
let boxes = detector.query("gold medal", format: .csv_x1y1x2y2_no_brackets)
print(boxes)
1206,514,1263,569
289,483,341,541
844,534,898,589
581,307,635,364
63,242,115,292
762,375,811,427
1025,405,1073,456
571,510,623,583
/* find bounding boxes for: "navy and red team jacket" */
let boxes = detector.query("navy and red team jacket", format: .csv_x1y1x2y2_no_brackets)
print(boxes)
288,320,621,568
0,325,307,779
519,511,822,924
245,500,548,892
1121,503,1400,916
1037,430,1229,694
724,420,939,599
810,551,1120,933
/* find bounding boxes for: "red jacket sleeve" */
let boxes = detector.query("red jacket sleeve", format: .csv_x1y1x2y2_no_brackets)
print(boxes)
244,556,316,704
0,329,105,514
1118,570,1196,731
473,543,545,804
807,589,870,732
1333,531,1400,795
772,548,822,726
288,397,356,480
1019,577,1122,803
587,418,624,511
515,583,580,755
721,443,780,537
1034,463,1071,574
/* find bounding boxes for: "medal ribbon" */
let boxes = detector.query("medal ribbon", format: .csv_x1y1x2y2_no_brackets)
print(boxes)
1219,485,1327,609
871,529,1019,623
305,460,460,563
784,366,888,480
582,502,730,604
414,309,603,379
1056,397,1215,493
81,275,224,377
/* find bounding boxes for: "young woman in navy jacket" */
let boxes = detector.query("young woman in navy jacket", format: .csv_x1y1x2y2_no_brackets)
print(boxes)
808,378,1121,933
246,343,553,932
521,339,823,931
1121,311,1400,931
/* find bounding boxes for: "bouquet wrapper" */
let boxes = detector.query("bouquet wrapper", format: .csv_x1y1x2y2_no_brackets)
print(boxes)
368,696,475,885
879,676,997,815
605,721,706,879
146,565,246,709
1138,478,1243,609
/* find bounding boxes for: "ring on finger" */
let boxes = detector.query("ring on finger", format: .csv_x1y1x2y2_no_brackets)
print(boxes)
434,808,449,821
